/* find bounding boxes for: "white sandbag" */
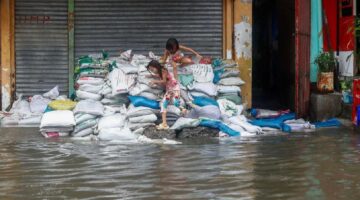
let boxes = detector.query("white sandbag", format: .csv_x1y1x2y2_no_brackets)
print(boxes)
30,95,51,114
43,86,59,100
190,64,214,83
190,91,211,98
109,69,137,95
75,113,97,125
56,95,68,100
19,115,42,125
129,83,163,96
119,50,132,61
77,77,104,86
186,105,221,120
217,86,241,94
78,84,103,94
98,114,126,130
72,127,94,137
126,106,156,118
116,62,138,74
228,123,256,137
217,99,243,117
129,114,157,123
139,92,160,101
76,90,102,101
228,116,262,133
187,82,218,96
73,99,104,116
103,105,126,116
167,105,181,116
221,69,240,78
127,122,154,131
40,110,75,128
218,77,245,86
99,83,112,95
133,127,145,135
101,98,126,105
73,118,98,133
11,99,32,118
1,115,20,126
149,51,160,60
98,127,138,141
170,118,201,130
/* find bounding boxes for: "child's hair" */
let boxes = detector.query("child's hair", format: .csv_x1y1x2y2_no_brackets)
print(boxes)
166,38,179,52
146,60,166,80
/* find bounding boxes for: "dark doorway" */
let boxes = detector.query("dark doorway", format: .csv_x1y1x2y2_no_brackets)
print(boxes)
252,0,295,110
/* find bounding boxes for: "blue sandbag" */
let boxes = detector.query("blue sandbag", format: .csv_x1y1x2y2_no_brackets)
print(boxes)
313,118,341,128
249,113,296,132
199,119,240,137
213,68,224,84
193,96,219,107
128,96,160,109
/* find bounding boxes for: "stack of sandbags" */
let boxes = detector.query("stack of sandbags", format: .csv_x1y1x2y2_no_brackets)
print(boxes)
75,54,109,101
101,68,135,107
125,104,159,133
40,110,76,138
187,64,217,99
1,86,61,127
217,99,244,120
72,99,104,137
162,105,182,127
213,59,243,105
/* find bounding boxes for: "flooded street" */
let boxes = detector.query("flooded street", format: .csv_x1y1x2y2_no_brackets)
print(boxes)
1,127,360,199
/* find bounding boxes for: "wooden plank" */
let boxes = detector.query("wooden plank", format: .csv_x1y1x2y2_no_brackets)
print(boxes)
233,0,252,108
68,0,75,97
223,0,233,59
1,0,15,110
295,0,311,117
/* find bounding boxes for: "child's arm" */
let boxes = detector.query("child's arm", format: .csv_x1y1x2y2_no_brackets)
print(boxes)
150,71,167,86
179,45,202,57
161,50,170,64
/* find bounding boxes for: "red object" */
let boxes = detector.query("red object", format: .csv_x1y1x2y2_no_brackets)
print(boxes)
322,0,355,51
352,79,360,124
295,0,311,118
199,57,212,64
322,0,339,51
339,16,355,51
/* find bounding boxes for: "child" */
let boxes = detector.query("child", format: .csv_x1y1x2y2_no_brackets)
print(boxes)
146,60,181,130
161,38,202,79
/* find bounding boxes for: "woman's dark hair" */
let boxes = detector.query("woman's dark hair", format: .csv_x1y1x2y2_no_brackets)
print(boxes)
146,60,166,80
166,38,179,52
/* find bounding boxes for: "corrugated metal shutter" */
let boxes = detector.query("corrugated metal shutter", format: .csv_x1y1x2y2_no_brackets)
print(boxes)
75,0,222,58
15,0,68,96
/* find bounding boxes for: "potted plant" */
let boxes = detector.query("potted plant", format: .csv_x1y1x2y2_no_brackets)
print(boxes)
315,52,336,93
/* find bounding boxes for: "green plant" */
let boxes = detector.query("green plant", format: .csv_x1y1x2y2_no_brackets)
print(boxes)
315,52,336,73
340,80,352,91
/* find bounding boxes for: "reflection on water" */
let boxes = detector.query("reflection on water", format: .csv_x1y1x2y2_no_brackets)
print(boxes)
1,127,360,199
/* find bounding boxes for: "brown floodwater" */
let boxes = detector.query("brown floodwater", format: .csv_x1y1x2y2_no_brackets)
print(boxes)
1,127,360,199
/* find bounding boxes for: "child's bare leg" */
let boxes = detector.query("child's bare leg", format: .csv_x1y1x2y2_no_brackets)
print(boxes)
161,111,168,127
179,57,193,67
172,61,178,80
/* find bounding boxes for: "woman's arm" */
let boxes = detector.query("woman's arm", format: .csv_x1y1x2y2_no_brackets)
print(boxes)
179,45,201,57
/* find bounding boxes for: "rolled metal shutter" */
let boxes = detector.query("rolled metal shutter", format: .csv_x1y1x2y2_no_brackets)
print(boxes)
15,0,68,96
75,0,222,58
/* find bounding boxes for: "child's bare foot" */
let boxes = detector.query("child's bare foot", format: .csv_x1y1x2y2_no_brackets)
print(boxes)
180,107,188,116
156,123,169,130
